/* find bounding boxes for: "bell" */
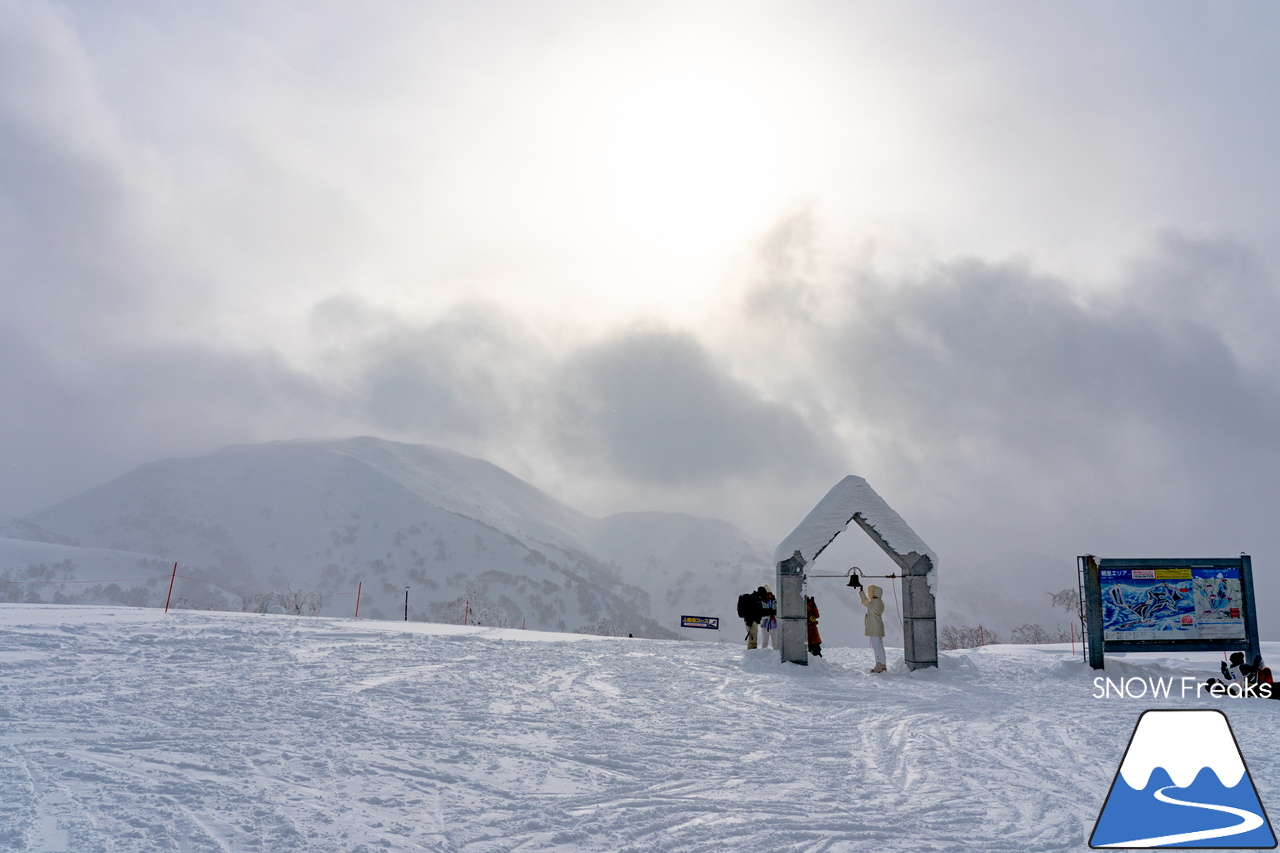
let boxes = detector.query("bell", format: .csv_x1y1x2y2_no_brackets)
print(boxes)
847,573,862,589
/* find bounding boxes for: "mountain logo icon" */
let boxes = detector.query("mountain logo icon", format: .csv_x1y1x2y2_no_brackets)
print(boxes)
1091,709,1277,848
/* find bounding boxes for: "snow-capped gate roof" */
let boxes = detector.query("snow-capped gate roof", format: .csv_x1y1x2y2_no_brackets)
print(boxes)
773,475,937,590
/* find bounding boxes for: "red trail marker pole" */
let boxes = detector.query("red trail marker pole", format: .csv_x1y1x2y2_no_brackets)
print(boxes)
355,582,362,618
463,600,470,626
164,562,178,613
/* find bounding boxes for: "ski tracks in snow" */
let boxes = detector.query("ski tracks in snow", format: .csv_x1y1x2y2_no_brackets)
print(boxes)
4,607,1274,851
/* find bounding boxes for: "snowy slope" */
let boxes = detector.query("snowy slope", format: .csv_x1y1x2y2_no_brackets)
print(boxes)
23,437,594,572
583,511,775,634
0,517,77,546
0,538,173,607
10,438,779,639
5,604,1279,852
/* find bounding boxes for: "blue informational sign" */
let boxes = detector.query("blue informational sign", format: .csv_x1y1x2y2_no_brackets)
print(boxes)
1081,555,1260,670
1100,566,1245,642
680,615,719,630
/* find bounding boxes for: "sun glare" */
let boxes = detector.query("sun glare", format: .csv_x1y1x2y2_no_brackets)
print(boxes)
603,63,787,249
517,24,826,315
391,18,840,325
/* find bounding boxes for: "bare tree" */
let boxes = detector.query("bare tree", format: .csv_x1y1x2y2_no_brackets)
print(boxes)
575,619,621,637
275,587,324,616
1010,623,1070,644
940,625,1003,650
1049,588,1081,616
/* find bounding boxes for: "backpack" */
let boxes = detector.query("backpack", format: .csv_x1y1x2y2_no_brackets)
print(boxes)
737,593,754,619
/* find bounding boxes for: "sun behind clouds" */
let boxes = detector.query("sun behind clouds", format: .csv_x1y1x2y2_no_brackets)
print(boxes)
507,21,831,318
600,56,793,249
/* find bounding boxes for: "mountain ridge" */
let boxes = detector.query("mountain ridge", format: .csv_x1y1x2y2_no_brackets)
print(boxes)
3,436,777,638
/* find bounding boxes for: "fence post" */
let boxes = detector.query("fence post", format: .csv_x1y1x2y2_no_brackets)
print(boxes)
979,625,985,647
355,581,362,619
164,562,178,613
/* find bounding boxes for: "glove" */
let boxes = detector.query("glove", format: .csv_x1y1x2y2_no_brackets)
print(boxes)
1221,661,1232,681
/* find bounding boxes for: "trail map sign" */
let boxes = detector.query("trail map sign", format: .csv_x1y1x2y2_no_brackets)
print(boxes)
1101,566,1246,642
1081,556,1260,670
680,615,719,630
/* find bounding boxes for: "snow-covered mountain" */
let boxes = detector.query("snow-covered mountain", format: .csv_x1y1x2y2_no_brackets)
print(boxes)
1,437,776,638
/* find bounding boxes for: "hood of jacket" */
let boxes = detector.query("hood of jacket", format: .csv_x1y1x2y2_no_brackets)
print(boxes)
867,584,882,599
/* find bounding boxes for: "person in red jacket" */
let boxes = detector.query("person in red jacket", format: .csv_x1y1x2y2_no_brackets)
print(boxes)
805,595,822,657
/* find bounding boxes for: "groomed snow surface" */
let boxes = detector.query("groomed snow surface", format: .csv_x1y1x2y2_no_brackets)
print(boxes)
4,606,1279,852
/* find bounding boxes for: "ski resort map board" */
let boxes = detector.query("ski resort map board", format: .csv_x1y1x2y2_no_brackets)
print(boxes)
1080,555,1261,670
1102,566,1245,642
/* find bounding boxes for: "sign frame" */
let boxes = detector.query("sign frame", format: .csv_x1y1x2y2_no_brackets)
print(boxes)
1081,555,1261,670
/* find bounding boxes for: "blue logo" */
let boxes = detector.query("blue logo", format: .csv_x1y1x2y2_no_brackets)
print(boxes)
1091,710,1276,848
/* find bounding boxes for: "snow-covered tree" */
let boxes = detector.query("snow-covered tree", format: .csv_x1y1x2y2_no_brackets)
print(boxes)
432,580,513,627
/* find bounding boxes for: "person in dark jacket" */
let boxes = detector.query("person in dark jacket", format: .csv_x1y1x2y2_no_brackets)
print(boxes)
738,589,763,649
806,595,822,657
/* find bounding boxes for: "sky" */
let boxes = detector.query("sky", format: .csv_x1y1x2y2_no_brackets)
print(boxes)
4,0,1280,591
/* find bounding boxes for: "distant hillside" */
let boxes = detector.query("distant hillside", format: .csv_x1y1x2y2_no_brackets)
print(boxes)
4,438,781,639
584,511,774,626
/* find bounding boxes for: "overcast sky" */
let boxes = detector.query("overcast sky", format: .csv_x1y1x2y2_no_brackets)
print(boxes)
5,1,1280,598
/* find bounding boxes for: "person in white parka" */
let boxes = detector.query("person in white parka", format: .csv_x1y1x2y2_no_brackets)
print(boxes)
859,584,887,673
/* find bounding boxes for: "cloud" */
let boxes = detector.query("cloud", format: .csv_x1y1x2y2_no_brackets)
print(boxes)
1122,229,1280,370
726,219,1280,563
550,325,843,486
300,300,848,502
310,297,553,447
0,1,149,328
0,324,331,517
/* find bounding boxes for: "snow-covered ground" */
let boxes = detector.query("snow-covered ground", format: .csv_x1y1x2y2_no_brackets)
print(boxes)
3,605,1278,852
